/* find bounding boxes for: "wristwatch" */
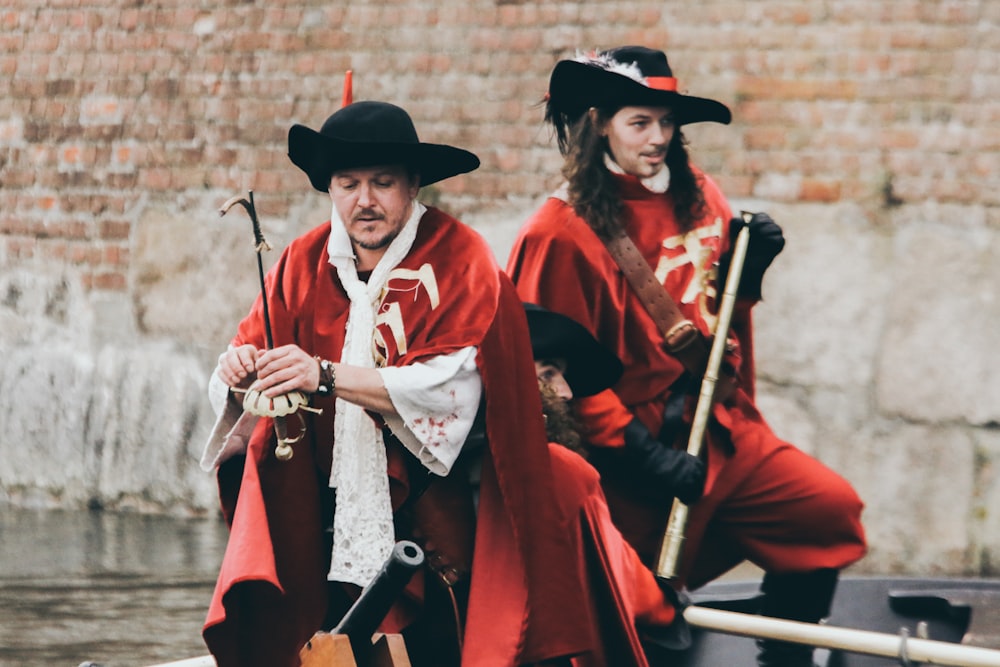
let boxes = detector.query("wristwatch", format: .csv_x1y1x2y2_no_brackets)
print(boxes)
315,357,336,396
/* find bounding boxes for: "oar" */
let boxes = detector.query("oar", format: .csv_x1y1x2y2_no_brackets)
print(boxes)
685,605,1000,667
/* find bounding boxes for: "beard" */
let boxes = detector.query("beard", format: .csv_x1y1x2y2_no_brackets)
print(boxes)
539,383,587,458
349,208,401,250
354,230,398,250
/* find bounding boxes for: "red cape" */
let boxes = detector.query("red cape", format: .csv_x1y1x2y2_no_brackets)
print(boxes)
548,445,677,667
508,174,866,586
205,208,592,666
507,171,751,475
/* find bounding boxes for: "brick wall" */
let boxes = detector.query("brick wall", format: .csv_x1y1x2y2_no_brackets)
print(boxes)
2,0,999,294
5,2,1000,568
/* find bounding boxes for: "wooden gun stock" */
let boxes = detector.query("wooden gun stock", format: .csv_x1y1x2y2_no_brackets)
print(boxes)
300,541,425,667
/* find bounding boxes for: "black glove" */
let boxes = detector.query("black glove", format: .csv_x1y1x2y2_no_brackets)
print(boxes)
658,374,693,444
718,211,785,300
639,585,694,656
591,418,706,505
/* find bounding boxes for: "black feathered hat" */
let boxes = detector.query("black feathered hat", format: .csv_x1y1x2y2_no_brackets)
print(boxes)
288,101,480,193
545,45,731,134
524,303,623,398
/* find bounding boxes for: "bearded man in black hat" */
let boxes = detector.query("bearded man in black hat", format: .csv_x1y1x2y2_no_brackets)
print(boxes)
508,47,868,667
200,100,594,667
525,302,701,666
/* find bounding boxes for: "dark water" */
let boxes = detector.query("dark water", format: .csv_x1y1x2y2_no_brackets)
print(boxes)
0,506,229,667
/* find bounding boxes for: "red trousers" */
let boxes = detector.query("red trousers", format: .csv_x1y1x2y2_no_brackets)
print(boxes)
598,396,867,590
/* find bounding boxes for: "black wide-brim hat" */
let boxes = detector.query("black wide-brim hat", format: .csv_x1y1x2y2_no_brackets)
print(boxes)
547,45,731,127
524,303,623,398
288,101,481,193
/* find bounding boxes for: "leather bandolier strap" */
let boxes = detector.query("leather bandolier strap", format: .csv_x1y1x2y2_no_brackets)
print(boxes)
604,232,736,403
605,233,709,375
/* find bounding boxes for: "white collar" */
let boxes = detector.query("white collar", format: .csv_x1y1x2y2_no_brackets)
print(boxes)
604,153,671,193
326,200,427,274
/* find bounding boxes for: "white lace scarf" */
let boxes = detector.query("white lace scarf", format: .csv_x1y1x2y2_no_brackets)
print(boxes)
325,200,426,587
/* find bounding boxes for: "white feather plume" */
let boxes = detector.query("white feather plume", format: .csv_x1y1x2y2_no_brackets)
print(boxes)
573,50,647,85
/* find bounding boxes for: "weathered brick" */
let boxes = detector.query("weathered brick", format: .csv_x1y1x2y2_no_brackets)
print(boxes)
799,179,842,202
88,270,128,291
103,243,129,265
99,220,131,240
7,236,36,258
0,0,995,260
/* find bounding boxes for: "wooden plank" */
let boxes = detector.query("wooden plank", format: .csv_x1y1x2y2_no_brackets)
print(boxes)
298,632,358,667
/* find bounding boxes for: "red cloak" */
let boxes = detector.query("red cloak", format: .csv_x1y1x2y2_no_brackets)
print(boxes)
508,172,866,588
548,444,677,667
204,207,593,666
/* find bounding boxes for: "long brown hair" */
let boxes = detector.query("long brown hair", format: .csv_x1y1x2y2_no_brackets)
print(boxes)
557,107,707,240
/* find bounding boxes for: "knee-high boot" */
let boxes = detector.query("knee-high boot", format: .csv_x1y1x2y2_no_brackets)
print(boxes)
755,568,839,667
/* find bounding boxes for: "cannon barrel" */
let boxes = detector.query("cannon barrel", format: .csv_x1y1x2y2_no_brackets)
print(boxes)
331,541,425,655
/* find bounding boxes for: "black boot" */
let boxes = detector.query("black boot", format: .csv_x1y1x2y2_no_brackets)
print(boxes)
756,569,839,667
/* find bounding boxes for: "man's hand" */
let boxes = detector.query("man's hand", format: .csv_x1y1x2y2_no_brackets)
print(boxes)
740,211,785,265
590,418,707,505
217,344,259,389
719,211,786,300
252,344,321,397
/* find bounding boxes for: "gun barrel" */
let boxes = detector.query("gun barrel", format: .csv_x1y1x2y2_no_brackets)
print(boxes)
331,541,425,649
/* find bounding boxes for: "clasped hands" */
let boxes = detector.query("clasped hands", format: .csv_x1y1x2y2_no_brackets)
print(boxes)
218,344,321,397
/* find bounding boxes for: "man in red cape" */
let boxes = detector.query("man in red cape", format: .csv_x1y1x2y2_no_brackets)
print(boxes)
526,302,693,667
200,100,593,666
508,46,868,667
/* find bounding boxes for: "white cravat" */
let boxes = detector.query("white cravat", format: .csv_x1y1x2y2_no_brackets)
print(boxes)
325,200,425,587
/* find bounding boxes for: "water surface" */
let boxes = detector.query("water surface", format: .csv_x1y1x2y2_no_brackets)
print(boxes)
0,506,228,667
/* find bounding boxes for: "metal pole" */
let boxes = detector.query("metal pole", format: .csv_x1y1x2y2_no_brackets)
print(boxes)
656,216,752,580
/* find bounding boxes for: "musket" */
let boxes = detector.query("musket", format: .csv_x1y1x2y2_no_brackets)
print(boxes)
655,212,753,581
219,191,319,461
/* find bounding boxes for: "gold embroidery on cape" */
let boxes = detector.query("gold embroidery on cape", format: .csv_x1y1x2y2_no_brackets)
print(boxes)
373,263,440,365
653,217,725,330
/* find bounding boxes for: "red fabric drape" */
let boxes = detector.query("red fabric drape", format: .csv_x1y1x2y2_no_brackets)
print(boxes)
205,209,593,666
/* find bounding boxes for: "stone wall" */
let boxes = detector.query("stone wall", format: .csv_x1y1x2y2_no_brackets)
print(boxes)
2,0,999,575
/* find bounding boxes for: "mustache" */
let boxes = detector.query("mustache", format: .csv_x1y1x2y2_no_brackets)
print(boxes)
351,208,384,223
